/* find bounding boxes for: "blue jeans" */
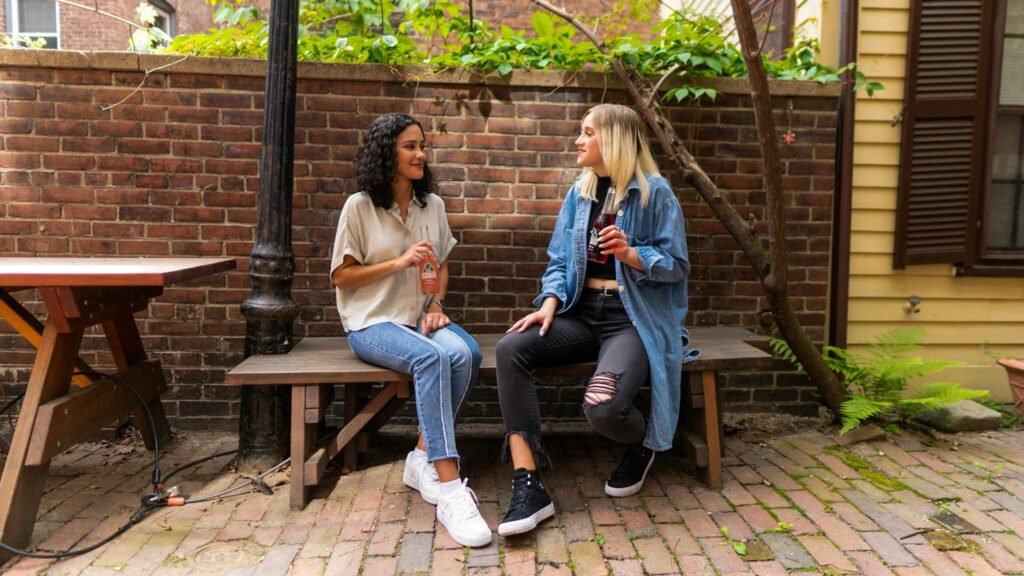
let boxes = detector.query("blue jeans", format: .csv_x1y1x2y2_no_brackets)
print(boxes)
347,322,481,463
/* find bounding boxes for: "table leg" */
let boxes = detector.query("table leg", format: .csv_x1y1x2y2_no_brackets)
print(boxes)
102,314,170,450
0,288,93,387
0,322,83,561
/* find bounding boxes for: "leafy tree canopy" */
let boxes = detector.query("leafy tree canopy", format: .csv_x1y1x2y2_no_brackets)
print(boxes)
166,0,882,101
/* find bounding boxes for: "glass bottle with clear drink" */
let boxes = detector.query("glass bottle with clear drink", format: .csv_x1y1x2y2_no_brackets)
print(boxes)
587,187,617,263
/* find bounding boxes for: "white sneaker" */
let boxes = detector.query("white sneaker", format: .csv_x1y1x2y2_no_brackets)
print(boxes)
403,449,441,504
436,479,492,547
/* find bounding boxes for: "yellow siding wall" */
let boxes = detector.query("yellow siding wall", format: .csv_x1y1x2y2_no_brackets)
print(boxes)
848,0,1024,400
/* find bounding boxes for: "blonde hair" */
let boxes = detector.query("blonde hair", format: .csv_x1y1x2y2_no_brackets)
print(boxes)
577,104,661,209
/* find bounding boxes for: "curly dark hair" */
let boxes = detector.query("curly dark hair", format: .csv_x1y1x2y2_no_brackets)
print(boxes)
354,113,435,209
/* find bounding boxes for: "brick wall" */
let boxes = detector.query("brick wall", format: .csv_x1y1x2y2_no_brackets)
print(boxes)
0,50,839,431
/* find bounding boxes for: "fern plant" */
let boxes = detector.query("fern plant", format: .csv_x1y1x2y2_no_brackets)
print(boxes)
771,327,987,433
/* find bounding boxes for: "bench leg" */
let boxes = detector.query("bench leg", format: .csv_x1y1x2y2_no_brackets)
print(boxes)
700,370,723,489
342,385,360,473
290,386,314,509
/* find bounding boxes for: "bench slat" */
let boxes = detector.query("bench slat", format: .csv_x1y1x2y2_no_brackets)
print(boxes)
226,327,772,386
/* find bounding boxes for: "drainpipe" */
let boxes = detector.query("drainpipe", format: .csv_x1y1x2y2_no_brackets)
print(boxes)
828,0,858,350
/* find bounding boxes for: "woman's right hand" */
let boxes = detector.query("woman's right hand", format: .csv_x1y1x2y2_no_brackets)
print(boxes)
397,241,434,270
508,297,558,336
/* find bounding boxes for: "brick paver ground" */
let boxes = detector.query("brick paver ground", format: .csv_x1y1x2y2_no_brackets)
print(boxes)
5,426,1024,575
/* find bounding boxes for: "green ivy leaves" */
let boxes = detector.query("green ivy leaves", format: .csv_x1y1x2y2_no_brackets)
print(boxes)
166,0,881,102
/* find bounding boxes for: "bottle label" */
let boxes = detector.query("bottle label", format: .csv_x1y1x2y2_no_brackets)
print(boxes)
419,253,440,294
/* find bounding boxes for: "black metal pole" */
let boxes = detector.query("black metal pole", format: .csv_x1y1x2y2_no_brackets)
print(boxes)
238,0,299,470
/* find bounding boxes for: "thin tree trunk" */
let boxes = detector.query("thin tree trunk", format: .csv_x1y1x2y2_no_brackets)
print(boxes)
728,0,845,416
529,0,845,417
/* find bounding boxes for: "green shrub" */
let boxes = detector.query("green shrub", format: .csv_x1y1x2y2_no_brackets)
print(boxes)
163,0,880,102
771,327,987,433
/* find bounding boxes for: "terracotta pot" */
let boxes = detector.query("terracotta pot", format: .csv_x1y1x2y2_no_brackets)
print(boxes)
998,358,1024,419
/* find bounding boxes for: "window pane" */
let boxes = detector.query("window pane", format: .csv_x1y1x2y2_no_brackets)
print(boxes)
988,116,1024,251
1008,0,1024,34
18,0,57,34
993,115,1022,181
987,184,1024,250
1001,0,1024,105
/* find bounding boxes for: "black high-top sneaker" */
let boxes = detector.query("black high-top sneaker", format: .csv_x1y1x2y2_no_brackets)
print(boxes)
497,468,555,536
604,445,655,497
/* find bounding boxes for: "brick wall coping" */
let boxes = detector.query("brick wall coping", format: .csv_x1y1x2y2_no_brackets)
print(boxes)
0,48,842,98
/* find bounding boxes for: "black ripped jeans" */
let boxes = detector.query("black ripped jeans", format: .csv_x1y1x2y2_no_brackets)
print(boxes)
495,289,650,467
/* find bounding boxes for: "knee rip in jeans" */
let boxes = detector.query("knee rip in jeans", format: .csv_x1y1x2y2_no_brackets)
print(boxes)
584,372,620,406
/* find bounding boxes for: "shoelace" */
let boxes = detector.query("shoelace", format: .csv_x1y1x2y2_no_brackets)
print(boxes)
423,463,439,483
506,475,534,514
609,448,647,483
446,479,481,518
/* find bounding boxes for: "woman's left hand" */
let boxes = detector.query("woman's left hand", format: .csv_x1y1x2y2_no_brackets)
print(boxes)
599,225,632,258
421,310,451,335
599,225,643,270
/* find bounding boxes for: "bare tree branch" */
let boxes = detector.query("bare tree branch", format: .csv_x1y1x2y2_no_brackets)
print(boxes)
649,63,683,107
757,0,780,55
99,55,190,111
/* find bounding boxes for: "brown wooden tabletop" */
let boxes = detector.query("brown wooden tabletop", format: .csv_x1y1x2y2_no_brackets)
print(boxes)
0,257,237,287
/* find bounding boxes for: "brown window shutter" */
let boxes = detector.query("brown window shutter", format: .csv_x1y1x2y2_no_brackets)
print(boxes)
894,0,996,268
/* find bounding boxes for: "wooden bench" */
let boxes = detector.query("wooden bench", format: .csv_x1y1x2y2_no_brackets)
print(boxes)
226,326,773,508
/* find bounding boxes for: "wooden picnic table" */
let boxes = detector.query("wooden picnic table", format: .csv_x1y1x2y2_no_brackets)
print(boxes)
0,257,235,560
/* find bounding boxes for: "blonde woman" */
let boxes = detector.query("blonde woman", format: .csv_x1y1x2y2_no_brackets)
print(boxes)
494,104,695,536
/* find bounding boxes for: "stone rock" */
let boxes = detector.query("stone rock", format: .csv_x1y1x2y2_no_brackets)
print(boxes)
836,423,887,445
916,400,1002,433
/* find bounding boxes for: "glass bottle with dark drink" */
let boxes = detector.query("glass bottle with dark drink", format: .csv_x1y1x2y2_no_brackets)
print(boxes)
587,187,617,263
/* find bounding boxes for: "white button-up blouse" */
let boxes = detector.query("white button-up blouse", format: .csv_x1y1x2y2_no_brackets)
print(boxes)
330,192,456,332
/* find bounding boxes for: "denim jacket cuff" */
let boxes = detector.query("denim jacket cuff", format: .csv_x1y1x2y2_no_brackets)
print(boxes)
630,246,664,281
533,289,564,309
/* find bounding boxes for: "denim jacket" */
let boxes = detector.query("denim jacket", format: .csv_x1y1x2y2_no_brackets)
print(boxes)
535,173,697,451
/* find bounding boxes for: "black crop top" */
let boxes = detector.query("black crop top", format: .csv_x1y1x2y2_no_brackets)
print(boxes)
585,177,617,280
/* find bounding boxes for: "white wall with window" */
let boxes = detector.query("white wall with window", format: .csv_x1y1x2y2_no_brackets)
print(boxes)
5,0,59,48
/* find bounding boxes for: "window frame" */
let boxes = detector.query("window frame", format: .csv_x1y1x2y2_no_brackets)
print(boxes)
971,0,1024,275
5,0,60,49
148,0,175,37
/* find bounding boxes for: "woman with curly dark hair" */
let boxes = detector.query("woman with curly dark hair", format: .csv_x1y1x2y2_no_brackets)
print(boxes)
330,113,490,547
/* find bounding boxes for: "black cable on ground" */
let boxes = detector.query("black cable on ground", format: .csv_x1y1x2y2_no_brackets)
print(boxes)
0,392,24,417
162,449,238,484
72,369,162,488
0,370,285,561
0,504,150,559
